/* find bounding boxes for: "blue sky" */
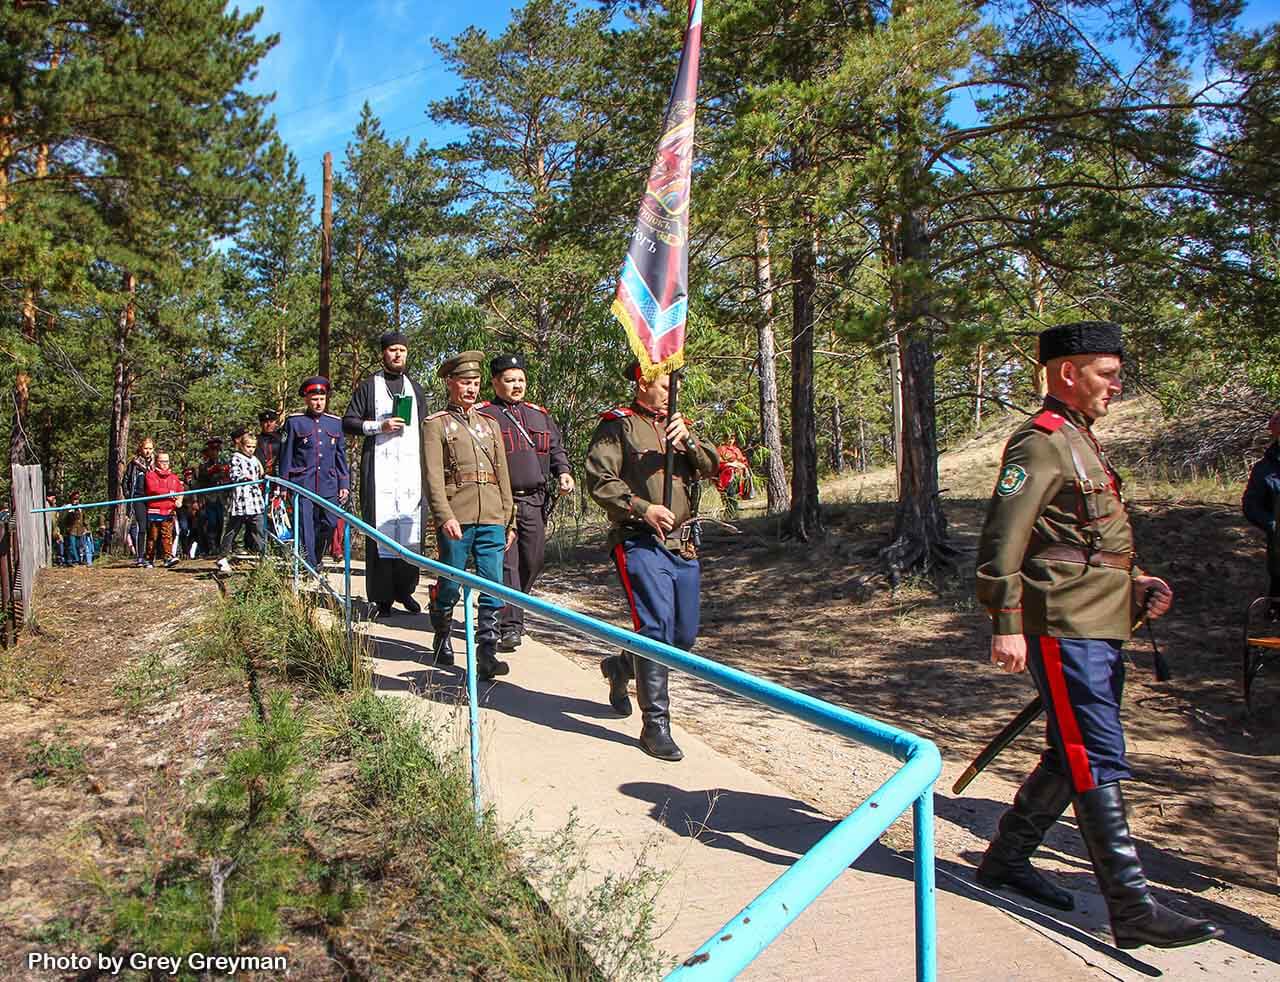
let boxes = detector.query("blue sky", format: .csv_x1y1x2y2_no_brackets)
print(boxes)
245,0,520,187
247,0,1278,201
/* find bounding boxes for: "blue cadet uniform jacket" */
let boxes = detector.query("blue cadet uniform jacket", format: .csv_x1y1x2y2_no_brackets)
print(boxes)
280,411,349,499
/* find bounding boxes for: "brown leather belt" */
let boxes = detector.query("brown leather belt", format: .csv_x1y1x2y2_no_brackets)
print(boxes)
1029,543,1133,570
448,470,494,487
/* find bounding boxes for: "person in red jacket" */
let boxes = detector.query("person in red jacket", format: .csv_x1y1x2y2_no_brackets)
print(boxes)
143,451,184,568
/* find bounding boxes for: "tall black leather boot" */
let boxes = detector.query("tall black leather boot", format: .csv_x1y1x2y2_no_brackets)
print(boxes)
600,652,634,717
475,603,510,681
429,607,455,667
1074,783,1223,949
633,655,682,761
977,763,1075,911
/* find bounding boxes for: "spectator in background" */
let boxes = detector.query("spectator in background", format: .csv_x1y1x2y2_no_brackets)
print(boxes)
196,437,230,554
62,491,94,566
255,409,282,476
715,433,753,516
124,436,155,567
46,493,66,566
143,451,184,569
1243,410,1280,610
217,426,266,572
178,496,202,559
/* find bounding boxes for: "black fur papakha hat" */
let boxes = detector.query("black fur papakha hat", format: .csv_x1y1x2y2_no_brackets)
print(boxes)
1037,321,1124,364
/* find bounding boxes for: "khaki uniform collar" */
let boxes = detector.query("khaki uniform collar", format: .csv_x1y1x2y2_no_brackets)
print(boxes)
1043,395,1093,431
631,401,666,422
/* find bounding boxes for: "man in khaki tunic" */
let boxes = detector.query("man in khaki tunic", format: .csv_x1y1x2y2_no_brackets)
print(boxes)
975,321,1221,950
422,351,515,680
586,363,719,761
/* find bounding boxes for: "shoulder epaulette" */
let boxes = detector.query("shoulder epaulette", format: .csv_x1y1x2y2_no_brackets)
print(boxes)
526,402,549,415
426,410,451,421
1031,409,1066,434
285,411,305,419
474,400,492,410
600,406,635,420
323,412,340,419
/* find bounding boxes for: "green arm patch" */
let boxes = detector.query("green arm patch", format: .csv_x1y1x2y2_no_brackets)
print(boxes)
996,462,1028,496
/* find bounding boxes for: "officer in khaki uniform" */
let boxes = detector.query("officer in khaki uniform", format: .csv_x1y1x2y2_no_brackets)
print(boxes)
586,363,719,761
422,351,516,680
975,321,1221,950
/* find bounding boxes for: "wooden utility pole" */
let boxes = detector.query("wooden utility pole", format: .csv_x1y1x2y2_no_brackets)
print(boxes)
319,151,333,379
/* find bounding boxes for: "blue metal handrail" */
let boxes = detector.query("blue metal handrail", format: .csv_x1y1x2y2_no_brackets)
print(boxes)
34,476,941,981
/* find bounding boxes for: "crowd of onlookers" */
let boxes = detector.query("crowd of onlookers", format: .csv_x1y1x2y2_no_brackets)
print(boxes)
49,410,284,572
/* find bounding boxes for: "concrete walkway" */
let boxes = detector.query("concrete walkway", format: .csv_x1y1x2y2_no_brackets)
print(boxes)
322,564,1276,981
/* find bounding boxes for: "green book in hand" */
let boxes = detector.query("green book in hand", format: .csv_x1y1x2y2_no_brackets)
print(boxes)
393,395,413,424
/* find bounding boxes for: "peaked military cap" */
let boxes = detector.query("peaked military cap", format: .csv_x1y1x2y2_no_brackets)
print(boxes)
490,352,526,376
438,350,485,379
1038,321,1124,363
298,375,331,396
380,330,408,350
258,409,279,424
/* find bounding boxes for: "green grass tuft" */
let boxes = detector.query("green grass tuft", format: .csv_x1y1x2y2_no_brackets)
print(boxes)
25,729,87,789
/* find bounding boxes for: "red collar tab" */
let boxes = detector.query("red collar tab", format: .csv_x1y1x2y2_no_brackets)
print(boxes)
1031,409,1066,433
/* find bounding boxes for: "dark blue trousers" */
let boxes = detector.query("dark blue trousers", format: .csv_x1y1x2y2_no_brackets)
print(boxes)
298,497,338,570
612,534,700,649
1026,635,1131,792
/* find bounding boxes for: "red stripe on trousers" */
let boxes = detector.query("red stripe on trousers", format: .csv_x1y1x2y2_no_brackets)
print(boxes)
1039,636,1096,792
611,544,642,630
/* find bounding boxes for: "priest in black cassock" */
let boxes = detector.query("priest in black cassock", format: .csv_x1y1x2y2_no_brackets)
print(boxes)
342,332,430,616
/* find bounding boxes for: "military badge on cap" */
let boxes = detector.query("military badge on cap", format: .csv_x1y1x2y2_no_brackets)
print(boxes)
437,350,485,379
490,353,525,375
997,463,1028,496
298,375,331,396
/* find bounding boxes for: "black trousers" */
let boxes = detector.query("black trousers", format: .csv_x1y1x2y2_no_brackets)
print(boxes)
501,493,547,633
220,513,264,555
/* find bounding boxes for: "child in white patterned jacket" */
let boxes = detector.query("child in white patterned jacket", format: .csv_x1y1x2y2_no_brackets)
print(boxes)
217,427,266,572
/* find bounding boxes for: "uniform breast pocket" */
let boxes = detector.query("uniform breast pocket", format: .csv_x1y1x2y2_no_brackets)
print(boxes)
502,429,517,454
531,428,550,454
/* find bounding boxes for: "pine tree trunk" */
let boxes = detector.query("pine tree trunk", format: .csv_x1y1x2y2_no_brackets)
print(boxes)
830,397,844,473
974,342,984,432
786,220,822,541
274,312,287,413
752,221,789,515
106,272,136,552
876,207,953,582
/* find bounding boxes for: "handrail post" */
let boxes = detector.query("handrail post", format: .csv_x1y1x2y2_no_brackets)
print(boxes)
913,787,937,982
343,521,352,652
463,586,481,824
291,493,300,592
